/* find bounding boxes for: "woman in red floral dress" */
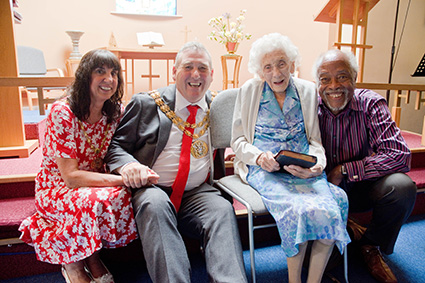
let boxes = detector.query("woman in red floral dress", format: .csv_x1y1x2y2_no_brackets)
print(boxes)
19,49,138,283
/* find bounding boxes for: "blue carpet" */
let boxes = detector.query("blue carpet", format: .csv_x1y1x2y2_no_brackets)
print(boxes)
245,212,425,283
2,213,425,283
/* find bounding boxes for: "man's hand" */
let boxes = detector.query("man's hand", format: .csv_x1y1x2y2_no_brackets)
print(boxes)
284,164,323,179
120,162,160,188
327,165,344,186
257,151,280,172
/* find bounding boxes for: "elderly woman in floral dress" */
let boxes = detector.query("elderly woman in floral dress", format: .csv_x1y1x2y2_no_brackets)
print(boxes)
19,49,141,283
231,33,350,283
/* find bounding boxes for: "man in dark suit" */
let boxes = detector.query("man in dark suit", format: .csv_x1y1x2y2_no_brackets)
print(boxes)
105,41,247,283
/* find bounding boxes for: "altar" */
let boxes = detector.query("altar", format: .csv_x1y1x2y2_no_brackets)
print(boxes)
106,47,178,102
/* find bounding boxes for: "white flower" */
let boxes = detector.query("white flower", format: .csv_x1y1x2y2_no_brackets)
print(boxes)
77,235,89,248
81,211,91,223
208,9,251,44
96,189,109,200
116,219,126,233
100,225,109,236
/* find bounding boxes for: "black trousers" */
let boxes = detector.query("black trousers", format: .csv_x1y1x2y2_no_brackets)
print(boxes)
341,172,417,254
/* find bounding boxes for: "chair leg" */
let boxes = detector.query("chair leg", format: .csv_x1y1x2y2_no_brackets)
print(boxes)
344,245,349,283
20,88,33,110
248,208,256,283
28,95,34,111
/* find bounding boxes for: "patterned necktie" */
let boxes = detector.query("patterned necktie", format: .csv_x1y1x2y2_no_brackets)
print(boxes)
170,105,199,212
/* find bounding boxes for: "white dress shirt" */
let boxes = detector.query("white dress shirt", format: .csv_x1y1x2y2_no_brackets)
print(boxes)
152,90,210,190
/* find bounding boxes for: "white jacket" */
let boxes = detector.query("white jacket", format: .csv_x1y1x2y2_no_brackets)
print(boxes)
231,77,327,183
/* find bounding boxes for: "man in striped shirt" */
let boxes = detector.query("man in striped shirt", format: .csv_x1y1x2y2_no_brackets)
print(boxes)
314,49,417,283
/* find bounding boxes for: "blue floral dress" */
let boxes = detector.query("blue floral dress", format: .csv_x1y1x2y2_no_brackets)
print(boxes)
247,82,350,257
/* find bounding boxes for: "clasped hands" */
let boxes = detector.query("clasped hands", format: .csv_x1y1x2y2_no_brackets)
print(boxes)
257,151,323,179
120,162,160,188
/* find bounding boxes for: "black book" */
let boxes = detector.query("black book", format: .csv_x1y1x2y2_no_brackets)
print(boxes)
274,150,317,172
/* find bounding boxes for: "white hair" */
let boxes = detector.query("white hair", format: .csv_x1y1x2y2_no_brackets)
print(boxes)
175,41,213,69
248,33,300,76
312,49,358,84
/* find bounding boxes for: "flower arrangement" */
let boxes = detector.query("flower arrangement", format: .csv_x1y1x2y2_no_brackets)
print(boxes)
208,10,251,53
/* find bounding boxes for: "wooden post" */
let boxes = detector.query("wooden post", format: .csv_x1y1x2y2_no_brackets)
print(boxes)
0,0,38,157
221,55,243,90
422,116,425,146
391,107,401,127
351,0,360,55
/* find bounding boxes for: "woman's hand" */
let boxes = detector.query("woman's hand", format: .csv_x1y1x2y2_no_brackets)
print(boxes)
120,162,160,188
257,151,280,172
284,164,323,179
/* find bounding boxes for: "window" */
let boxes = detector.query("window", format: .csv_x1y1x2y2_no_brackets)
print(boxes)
115,0,177,16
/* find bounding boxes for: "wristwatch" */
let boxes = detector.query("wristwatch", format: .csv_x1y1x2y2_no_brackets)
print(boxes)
341,164,347,176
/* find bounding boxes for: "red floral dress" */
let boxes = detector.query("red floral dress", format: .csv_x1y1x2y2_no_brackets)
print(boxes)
19,100,138,264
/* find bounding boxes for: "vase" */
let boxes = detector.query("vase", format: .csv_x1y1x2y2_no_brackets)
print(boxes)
66,30,84,60
225,42,239,54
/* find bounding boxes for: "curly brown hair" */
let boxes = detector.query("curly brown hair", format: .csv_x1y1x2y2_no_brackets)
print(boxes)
67,49,124,123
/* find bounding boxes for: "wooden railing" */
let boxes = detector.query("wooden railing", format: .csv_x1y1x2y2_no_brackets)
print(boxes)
0,79,423,145
0,77,74,115
0,77,74,87
357,83,425,146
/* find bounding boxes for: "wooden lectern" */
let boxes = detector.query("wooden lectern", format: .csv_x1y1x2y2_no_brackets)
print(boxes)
0,0,38,158
0,1,74,158
315,0,380,81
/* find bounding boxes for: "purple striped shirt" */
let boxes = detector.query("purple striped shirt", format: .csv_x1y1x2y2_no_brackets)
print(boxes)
318,88,411,182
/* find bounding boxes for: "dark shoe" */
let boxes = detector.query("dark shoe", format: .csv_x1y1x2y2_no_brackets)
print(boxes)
361,245,397,283
347,217,367,241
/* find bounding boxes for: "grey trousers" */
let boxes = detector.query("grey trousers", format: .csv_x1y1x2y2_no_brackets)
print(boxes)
132,183,248,283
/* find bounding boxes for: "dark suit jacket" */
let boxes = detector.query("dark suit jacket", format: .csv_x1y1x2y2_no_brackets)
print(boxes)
105,84,225,182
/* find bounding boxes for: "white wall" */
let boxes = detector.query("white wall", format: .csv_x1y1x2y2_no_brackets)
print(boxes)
364,0,425,133
12,0,425,133
13,0,330,90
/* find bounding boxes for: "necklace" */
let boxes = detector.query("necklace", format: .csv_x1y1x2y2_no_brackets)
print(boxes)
150,90,214,158
78,120,110,170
